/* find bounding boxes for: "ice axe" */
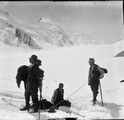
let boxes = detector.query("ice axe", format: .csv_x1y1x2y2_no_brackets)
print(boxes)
38,85,46,120
99,80,104,106
38,89,41,120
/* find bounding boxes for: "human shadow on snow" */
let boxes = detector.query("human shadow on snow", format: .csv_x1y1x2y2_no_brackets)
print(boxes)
97,101,123,118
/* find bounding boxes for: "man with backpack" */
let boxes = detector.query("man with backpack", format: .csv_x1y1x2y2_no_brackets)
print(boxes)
88,58,104,104
16,59,44,91
20,55,44,113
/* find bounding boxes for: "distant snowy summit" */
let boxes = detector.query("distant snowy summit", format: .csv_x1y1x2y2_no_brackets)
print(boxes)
0,10,103,50
38,16,54,23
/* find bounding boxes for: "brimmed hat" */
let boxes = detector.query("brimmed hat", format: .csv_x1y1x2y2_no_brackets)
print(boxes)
89,58,95,62
30,55,38,61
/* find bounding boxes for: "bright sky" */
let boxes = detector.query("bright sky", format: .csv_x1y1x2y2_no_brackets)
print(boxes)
0,1,123,44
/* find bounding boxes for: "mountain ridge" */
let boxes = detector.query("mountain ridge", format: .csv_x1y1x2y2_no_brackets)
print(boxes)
0,10,103,50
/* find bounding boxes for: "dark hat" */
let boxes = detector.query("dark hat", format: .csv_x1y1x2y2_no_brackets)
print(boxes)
30,55,38,61
59,83,64,87
89,58,95,62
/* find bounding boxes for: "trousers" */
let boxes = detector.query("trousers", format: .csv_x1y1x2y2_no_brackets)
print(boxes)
25,83,38,110
90,79,100,101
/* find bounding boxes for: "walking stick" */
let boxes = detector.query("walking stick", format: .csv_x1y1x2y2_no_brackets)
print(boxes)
38,89,42,120
38,84,46,120
41,90,46,112
99,80,104,106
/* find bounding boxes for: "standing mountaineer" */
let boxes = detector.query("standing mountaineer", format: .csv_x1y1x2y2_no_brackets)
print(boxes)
88,58,104,105
20,55,43,113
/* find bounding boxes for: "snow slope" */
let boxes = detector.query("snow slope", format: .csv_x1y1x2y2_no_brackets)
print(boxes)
0,41,124,119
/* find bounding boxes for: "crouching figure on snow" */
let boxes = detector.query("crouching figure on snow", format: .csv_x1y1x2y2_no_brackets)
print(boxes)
51,83,71,110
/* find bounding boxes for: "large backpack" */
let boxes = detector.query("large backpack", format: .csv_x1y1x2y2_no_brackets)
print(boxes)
16,65,28,88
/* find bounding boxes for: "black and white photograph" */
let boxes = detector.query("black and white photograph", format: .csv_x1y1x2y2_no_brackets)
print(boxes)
0,1,124,119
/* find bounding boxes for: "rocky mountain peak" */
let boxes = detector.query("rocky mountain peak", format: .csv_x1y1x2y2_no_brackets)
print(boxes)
15,28,42,49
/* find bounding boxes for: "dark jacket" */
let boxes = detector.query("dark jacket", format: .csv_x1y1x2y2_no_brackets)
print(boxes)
51,88,64,104
88,64,101,84
27,63,42,87
91,64,101,79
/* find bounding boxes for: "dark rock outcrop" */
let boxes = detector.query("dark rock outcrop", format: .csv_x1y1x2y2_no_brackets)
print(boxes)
15,28,42,49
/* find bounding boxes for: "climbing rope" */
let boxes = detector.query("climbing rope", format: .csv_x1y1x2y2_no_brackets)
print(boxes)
49,81,88,109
